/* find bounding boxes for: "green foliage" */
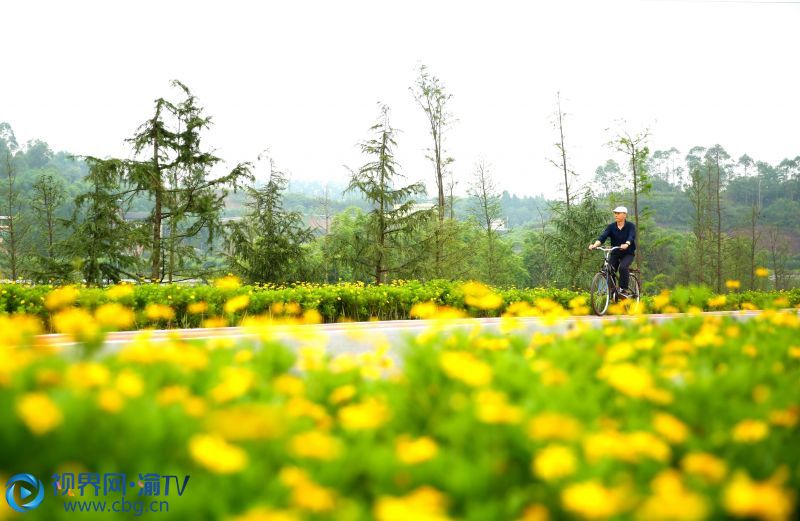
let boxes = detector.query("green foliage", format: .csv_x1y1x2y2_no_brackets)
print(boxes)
226,157,313,284
62,158,145,285
125,80,253,281
540,190,607,289
346,105,431,284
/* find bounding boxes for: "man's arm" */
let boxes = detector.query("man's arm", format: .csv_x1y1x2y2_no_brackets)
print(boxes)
625,222,636,244
589,224,610,250
620,222,635,250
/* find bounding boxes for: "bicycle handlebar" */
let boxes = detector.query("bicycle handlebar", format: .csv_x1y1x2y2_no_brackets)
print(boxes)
594,246,621,252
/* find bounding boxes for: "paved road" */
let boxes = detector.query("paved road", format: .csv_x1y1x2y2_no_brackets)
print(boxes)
37,309,785,357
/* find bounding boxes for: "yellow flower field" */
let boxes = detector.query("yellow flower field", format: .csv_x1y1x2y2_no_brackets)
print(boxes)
1,290,799,520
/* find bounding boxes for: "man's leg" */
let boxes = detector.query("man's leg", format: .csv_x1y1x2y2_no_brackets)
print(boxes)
618,254,635,290
608,255,621,288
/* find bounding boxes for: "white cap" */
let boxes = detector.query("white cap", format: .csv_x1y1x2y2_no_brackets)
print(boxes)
613,206,628,213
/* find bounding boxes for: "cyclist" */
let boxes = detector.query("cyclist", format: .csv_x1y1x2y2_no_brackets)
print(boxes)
588,206,636,298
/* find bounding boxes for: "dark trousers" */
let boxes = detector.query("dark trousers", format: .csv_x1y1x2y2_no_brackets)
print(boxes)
609,253,635,290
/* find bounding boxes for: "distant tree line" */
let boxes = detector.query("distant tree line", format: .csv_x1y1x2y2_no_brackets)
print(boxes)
1,74,798,291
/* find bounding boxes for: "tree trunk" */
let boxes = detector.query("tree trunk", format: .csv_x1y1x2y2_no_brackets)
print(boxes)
151,139,163,282
631,146,641,273
715,153,722,293
557,92,570,210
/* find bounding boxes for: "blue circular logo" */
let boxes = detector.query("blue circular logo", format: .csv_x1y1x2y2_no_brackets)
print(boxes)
6,474,45,513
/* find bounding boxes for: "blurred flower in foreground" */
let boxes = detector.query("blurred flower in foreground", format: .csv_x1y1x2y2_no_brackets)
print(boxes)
561,481,624,520
44,286,79,310
396,435,439,465
723,471,794,521
145,303,175,322
189,434,247,474
214,275,242,290
725,279,741,290
374,487,451,521
462,281,503,310
17,392,62,435
755,267,769,278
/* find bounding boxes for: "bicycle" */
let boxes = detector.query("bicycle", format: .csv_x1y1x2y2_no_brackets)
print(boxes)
589,246,641,316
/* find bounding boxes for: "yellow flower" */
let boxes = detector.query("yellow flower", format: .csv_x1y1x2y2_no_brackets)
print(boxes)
651,291,671,311
286,397,331,429
396,436,439,465
44,286,80,310
273,374,305,396
462,281,503,310
653,413,689,444
518,504,550,521
410,301,439,319
561,481,623,520
183,397,207,417
52,307,100,341
234,350,253,364
17,392,62,435
532,445,577,481
605,342,635,363
290,480,336,513
636,470,708,521
228,506,300,521
627,431,671,462
145,303,175,322
755,267,769,278
214,275,242,290
290,430,342,460
106,283,134,300
94,303,135,330
210,367,255,403
475,389,522,424
189,434,247,474
769,408,799,428
723,471,794,521
202,317,228,328
279,466,310,488
473,336,510,351
329,384,357,405
338,398,389,431
115,370,144,397
187,301,209,314
707,295,727,308
205,404,284,441
527,412,582,441
374,487,450,521
67,362,110,389
725,279,741,290
157,385,190,405
98,388,124,413
583,430,669,464
224,294,250,314
731,419,769,443
439,351,492,387
597,363,654,398
681,452,727,483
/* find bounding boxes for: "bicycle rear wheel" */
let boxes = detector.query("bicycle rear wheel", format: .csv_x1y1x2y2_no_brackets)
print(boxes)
590,272,610,316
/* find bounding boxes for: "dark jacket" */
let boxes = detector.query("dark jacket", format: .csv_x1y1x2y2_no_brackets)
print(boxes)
598,221,636,255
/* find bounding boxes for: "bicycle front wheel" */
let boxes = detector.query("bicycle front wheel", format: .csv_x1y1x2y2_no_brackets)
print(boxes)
627,274,642,313
590,272,610,316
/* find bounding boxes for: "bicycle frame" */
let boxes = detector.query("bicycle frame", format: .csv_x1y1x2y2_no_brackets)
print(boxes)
596,246,622,299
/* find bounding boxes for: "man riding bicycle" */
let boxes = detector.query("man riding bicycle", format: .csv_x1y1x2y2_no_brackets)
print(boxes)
588,206,636,298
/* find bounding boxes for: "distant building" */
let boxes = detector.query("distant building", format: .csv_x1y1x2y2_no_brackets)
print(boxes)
308,215,332,234
490,218,508,232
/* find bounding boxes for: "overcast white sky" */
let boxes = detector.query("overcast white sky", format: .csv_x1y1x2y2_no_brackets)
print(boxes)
2,0,798,198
